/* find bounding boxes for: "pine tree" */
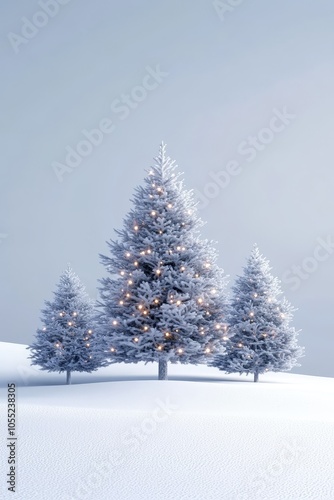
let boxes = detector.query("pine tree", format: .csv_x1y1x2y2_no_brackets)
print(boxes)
212,245,304,382
97,143,228,380
29,266,103,384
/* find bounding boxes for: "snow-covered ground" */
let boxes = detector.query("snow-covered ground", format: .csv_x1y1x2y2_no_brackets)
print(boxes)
0,342,334,500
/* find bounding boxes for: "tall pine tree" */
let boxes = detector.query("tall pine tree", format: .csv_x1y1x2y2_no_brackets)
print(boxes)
97,143,228,379
29,266,103,384
212,245,304,382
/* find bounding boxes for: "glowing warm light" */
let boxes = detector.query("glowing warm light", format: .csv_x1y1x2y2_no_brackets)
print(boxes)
198,298,203,304
159,230,163,234
176,300,181,306
134,225,139,231
126,252,131,257
143,326,149,331
205,348,211,353
126,293,131,298
157,345,163,351
134,261,138,266
238,343,243,347
156,269,161,275
112,320,118,326
147,249,152,254
211,289,216,294
59,312,64,317
55,343,60,348
73,312,77,317
223,336,229,341
178,348,183,354
86,343,90,347
249,312,254,317
254,293,258,298
88,330,92,334
42,327,46,331
154,299,159,304
110,347,115,352
157,187,162,192
180,266,185,271
119,300,124,305
176,246,181,251
167,203,173,208
204,262,210,268
215,324,221,330
134,337,139,343
120,271,125,276
138,304,143,310
128,280,133,285
143,310,148,315
68,321,73,326
165,332,171,337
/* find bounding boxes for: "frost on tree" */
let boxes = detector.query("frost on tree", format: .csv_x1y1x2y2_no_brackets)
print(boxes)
97,143,228,380
212,245,304,382
29,266,103,384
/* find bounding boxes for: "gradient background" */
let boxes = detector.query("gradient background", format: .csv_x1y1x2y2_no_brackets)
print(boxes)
1,0,333,376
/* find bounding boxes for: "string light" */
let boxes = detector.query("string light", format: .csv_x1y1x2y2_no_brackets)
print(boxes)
59,312,64,317
112,320,118,326
88,330,92,334
126,293,131,298
110,347,115,352
167,203,173,208
165,332,171,337
147,249,152,254
176,300,181,306
154,298,159,304
157,345,163,351
159,230,163,234
253,293,258,298
223,336,229,341
151,211,157,216
138,304,143,310
42,327,46,331
180,266,185,271
134,261,138,267
55,343,60,348
128,280,133,285
73,312,77,317
249,312,254,317
215,324,221,330
126,252,131,257
143,310,148,316
133,337,139,343
205,347,211,354
204,262,210,268
119,300,124,305
238,343,243,348
86,343,90,347
156,269,161,275
143,326,149,331
134,225,139,231
198,298,203,304
120,271,125,276
68,321,73,326
178,348,183,354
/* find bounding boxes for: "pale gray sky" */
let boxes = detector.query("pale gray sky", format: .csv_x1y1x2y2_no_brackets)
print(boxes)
1,0,334,376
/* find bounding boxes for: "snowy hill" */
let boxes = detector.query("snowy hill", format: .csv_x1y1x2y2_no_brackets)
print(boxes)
0,342,334,500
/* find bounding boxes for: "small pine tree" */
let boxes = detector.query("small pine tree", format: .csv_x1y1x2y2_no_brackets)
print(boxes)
97,143,228,380
29,266,103,384
212,245,304,382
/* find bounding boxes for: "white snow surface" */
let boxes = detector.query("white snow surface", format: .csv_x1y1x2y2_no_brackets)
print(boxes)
0,341,334,500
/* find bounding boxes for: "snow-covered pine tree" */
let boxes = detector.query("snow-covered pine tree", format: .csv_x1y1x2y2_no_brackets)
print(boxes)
212,244,304,382
29,266,103,384
97,143,228,380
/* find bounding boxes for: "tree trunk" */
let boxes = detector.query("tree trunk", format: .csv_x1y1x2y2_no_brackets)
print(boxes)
254,371,259,383
66,370,72,385
158,359,168,380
